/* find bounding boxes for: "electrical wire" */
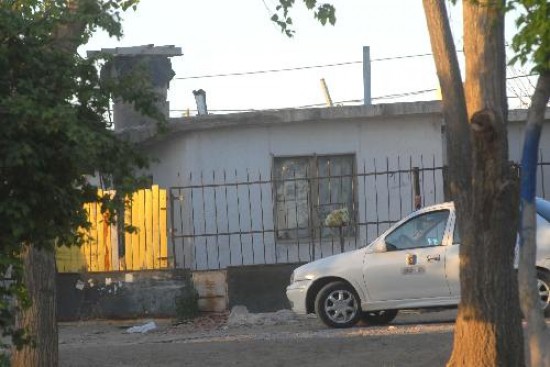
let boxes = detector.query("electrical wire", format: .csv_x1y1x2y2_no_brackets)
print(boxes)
172,66,537,113
174,52,440,81
171,87,538,115
175,60,363,80
169,88,438,114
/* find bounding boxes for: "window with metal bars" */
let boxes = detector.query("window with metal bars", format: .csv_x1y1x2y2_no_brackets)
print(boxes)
273,154,356,241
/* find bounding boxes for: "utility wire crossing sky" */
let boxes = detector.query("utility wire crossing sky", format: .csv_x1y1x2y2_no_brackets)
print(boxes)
81,0,538,115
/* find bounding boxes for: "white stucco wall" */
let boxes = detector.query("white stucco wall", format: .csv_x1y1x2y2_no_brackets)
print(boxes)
147,116,444,184
128,103,550,270
139,105,445,270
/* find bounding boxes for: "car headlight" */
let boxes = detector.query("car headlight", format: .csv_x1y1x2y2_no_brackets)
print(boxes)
290,271,314,284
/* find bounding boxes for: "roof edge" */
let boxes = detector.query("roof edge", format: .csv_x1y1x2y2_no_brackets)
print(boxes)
117,100,443,144
115,101,550,146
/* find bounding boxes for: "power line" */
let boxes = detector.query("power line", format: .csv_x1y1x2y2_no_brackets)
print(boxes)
506,66,533,108
174,52,438,81
373,53,434,62
374,89,437,100
169,88,438,113
507,73,537,80
170,92,537,115
173,51,538,84
294,88,438,109
171,72,538,114
171,109,258,113
175,60,362,80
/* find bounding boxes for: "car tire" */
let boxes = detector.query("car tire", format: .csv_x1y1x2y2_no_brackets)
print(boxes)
315,281,361,328
537,270,550,317
361,309,398,325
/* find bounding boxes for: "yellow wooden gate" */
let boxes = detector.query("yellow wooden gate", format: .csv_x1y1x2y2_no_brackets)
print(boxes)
56,185,168,272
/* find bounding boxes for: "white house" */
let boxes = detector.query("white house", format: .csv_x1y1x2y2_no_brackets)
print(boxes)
120,101,550,271
101,45,550,272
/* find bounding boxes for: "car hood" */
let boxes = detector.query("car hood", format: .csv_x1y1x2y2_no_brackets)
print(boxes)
293,248,364,280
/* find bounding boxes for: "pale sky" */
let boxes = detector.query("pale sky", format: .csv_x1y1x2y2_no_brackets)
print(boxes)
80,1,534,116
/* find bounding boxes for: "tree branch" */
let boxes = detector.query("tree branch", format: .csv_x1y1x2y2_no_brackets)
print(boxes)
518,71,550,367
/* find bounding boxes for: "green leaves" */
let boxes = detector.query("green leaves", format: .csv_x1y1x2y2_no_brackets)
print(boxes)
304,0,317,10
0,0,154,354
314,3,336,26
508,0,550,73
270,0,336,37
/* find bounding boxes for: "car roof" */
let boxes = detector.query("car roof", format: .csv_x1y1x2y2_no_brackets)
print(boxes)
416,202,454,214
418,197,550,216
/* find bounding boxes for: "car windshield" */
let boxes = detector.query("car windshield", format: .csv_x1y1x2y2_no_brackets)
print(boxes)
536,198,550,223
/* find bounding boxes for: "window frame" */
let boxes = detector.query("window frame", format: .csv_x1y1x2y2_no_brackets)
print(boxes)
272,153,357,242
384,209,451,251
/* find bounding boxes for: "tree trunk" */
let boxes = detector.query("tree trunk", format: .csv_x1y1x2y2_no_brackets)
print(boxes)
448,1,524,365
518,72,550,367
423,0,524,365
11,245,58,367
9,4,88,365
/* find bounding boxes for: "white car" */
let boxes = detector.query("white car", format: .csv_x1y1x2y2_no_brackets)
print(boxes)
286,198,550,328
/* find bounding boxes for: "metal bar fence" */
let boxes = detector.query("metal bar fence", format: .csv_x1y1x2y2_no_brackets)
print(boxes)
170,156,441,270
169,156,550,271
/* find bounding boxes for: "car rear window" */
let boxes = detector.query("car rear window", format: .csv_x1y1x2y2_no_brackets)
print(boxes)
536,198,550,223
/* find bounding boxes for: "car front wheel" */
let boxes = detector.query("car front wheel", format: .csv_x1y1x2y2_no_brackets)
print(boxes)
315,281,361,328
537,270,550,317
361,309,398,325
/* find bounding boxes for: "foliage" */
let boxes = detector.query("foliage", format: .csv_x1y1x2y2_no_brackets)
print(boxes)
0,0,161,357
508,0,550,73
270,0,336,37
0,259,31,365
324,208,350,227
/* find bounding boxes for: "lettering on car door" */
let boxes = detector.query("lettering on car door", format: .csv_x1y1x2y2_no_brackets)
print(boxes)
363,209,453,301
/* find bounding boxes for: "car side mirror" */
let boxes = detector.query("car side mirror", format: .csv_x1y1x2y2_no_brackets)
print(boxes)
372,241,387,253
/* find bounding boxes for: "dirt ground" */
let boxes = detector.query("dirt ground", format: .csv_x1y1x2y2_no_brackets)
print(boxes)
59,309,458,367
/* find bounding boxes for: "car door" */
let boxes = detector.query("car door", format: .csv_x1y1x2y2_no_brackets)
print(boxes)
445,213,460,297
362,208,453,302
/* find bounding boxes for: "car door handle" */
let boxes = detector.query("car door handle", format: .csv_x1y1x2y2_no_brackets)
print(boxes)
426,254,441,262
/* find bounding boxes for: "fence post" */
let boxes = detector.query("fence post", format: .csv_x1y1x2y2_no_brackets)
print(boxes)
412,167,421,210
169,189,177,268
442,166,451,202
116,201,125,267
